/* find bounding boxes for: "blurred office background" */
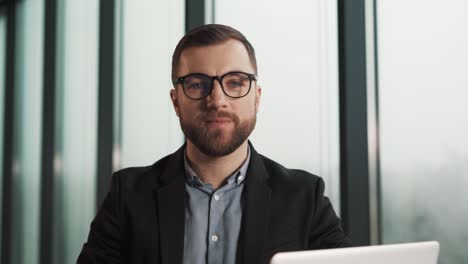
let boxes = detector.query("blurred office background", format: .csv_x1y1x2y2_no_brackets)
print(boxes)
0,0,467,263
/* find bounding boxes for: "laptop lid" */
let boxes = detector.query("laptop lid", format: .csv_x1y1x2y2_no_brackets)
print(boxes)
270,241,439,264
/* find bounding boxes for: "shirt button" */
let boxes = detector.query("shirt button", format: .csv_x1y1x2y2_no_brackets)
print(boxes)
214,195,220,201
238,176,244,181
211,235,218,242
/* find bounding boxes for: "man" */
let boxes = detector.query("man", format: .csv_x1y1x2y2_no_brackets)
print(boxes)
78,24,351,264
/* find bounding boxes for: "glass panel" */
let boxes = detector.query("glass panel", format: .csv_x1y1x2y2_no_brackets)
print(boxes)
377,1,468,263
0,12,6,262
11,0,44,263
215,0,341,207
52,1,99,263
117,0,184,168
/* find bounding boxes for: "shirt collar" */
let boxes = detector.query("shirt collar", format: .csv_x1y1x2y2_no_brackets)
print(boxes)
184,146,251,187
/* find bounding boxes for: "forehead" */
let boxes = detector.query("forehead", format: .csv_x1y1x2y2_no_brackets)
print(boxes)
178,39,255,76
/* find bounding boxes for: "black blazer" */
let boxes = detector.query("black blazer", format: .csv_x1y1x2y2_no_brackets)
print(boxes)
78,144,351,264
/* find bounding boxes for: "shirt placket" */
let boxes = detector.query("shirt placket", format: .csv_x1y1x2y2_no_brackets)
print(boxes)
207,189,223,264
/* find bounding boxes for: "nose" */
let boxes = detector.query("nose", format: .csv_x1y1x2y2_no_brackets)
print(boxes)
206,79,227,109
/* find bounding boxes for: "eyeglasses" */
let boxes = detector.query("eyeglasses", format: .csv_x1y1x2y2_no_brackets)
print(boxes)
173,71,257,100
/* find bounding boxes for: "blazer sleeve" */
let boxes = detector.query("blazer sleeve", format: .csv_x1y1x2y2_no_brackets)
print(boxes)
308,177,353,249
77,171,124,264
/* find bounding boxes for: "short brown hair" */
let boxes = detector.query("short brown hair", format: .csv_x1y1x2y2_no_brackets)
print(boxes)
171,24,257,83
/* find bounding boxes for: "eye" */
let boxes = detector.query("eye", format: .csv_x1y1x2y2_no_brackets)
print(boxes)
229,80,243,87
225,78,248,89
188,82,204,89
185,80,210,91
223,73,250,89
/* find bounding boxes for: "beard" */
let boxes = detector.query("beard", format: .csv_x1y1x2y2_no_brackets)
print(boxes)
179,109,256,157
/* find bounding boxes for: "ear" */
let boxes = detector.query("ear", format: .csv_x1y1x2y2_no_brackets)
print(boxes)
254,85,262,113
170,88,181,117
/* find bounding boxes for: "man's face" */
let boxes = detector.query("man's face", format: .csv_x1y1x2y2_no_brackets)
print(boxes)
170,39,261,157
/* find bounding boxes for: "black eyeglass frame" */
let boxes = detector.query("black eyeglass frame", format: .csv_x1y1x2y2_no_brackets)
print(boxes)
173,71,258,100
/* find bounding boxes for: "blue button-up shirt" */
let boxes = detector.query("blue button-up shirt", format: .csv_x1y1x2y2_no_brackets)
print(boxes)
183,147,250,264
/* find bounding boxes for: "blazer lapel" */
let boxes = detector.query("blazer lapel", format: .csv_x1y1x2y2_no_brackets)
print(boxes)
154,146,186,264
238,145,272,264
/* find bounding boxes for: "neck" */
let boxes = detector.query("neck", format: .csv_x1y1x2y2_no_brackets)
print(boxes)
185,140,249,189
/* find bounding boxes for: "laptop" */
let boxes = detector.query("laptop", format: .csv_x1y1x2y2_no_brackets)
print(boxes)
270,241,439,264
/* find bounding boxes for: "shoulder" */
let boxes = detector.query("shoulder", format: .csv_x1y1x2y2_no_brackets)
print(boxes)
110,153,173,192
258,154,324,193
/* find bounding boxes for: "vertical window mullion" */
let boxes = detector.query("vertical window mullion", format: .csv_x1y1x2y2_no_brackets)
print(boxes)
96,0,116,208
39,0,58,263
1,3,17,264
338,0,371,246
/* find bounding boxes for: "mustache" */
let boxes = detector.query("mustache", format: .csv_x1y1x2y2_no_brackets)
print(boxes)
199,111,239,122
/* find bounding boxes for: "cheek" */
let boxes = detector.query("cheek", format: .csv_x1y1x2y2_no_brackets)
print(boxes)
178,99,201,116
235,100,257,119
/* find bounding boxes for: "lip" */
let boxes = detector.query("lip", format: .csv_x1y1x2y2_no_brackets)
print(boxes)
206,118,232,123
205,118,233,128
